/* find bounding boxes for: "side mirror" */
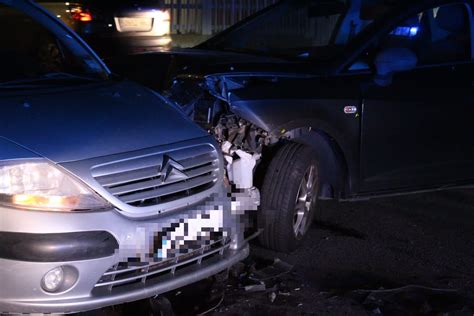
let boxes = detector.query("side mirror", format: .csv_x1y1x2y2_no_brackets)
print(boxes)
374,48,418,86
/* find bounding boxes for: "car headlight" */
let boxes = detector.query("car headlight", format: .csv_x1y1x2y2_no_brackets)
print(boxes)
0,159,110,212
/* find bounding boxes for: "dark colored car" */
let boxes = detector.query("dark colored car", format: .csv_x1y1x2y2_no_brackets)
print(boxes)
110,0,474,252
37,0,171,57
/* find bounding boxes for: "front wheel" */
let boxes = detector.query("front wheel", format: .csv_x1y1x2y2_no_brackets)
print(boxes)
258,143,319,253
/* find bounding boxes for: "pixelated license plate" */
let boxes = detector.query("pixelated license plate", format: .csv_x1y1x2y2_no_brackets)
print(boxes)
156,209,224,260
118,17,153,32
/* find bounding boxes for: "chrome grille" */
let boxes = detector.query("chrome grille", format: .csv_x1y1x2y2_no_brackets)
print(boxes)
91,145,219,207
95,238,230,290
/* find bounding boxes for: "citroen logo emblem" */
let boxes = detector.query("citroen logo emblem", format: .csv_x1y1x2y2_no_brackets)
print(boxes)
160,155,188,184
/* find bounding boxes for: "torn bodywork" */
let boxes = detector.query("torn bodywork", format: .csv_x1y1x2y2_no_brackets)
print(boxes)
165,75,278,232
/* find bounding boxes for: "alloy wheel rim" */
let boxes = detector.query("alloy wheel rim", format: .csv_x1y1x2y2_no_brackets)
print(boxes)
293,164,317,239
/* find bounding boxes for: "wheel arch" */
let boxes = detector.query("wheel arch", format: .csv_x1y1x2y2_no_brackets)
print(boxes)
276,127,353,199
228,100,360,198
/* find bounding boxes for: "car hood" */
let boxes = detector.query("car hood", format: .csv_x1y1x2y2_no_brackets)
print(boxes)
164,48,313,76
0,80,207,163
108,48,319,91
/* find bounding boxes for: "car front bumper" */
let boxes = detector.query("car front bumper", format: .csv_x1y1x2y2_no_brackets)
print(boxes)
0,194,248,314
0,245,247,314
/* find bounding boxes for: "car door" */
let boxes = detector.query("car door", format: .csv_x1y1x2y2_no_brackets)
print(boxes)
359,2,474,192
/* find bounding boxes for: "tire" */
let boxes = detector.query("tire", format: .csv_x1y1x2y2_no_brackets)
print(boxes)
258,142,319,253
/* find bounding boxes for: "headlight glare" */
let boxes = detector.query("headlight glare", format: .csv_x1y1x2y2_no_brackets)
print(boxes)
0,159,110,212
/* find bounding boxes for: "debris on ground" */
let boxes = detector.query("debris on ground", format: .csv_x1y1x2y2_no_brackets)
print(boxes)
244,283,266,293
211,252,474,316
353,285,474,316
248,258,294,282
268,292,277,303
79,191,474,316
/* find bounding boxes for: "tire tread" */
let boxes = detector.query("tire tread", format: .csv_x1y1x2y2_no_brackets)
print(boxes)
259,142,317,252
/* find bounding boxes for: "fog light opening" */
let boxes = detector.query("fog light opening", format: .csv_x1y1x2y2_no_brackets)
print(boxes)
41,266,78,294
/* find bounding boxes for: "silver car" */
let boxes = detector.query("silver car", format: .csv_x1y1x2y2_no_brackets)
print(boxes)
0,1,247,314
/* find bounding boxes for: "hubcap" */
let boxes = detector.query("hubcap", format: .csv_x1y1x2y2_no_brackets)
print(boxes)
293,164,317,239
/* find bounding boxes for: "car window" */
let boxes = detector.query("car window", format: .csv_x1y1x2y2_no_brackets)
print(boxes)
380,3,472,65
0,3,106,86
203,0,377,60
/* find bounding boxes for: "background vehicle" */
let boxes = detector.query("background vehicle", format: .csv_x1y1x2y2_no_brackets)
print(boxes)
0,1,247,314
37,0,171,57
110,0,474,252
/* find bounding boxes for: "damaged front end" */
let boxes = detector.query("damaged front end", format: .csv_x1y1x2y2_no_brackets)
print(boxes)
164,75,272,236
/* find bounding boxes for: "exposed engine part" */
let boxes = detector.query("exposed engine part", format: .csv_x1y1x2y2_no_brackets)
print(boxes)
217,120,263,222
214,114,267,154
214,115,267,216
165,77,273,222
223,144,261,189
165,77,226,129
212,114,266,231
167,77,268,152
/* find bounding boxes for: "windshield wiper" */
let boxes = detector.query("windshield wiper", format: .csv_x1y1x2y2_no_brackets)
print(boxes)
0,72,102,89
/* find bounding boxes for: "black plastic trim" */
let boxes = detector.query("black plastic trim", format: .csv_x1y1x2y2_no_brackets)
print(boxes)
0,231,119,262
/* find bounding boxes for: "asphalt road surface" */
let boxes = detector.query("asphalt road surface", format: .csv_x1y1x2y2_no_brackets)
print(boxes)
213,189,474,316
82,189,474,316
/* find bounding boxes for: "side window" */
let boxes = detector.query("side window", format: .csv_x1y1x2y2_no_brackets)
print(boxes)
380,3,472,65
0,4,105,84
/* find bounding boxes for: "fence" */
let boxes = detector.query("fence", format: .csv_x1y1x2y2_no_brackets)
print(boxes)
163,0,279,35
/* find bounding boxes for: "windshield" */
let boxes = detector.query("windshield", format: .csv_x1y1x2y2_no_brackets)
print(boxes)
0,2,107,87
202,0,380,59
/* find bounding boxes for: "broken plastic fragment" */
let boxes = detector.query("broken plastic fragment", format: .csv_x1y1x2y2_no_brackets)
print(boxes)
244,283,266,293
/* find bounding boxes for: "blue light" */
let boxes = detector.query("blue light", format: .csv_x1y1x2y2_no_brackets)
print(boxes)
409,26,419,37
391,26,419,38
